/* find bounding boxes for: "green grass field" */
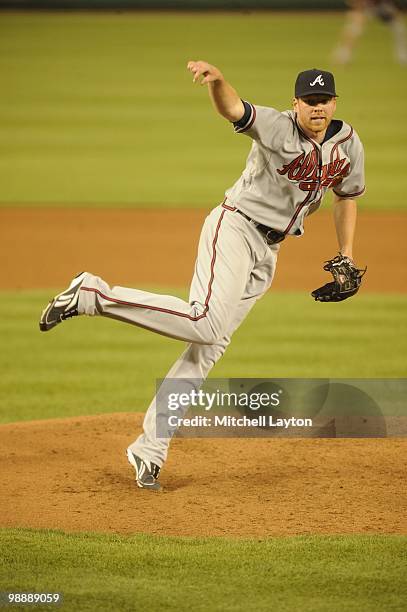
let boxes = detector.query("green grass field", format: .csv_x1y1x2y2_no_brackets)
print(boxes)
1,530,406,612
1,12,406,209
1,289,406,423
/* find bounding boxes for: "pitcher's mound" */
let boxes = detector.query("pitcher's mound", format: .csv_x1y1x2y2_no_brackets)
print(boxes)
1,413,405,537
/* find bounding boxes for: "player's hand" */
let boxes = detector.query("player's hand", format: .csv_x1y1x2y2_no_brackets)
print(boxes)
187,60,223,85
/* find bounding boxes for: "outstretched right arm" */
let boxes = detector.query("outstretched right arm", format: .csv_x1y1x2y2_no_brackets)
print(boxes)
187,60,245,123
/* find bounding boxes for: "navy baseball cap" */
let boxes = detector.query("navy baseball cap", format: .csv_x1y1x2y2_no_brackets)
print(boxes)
295,68,337,98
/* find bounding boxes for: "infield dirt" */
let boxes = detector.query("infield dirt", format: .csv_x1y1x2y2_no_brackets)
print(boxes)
1,208,406,292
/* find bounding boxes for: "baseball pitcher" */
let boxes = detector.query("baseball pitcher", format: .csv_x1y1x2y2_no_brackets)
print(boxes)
40,61,366,491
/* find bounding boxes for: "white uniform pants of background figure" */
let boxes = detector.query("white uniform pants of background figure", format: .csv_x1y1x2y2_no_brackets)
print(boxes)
78,203,279,467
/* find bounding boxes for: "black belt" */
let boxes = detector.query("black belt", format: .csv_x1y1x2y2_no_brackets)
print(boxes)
236,209,286,245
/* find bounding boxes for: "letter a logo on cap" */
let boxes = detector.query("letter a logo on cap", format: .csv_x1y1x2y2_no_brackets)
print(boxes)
310,74,325,87
295,68,336,97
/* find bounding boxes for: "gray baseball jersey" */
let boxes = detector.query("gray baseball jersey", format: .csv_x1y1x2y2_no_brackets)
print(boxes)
226,102,365,233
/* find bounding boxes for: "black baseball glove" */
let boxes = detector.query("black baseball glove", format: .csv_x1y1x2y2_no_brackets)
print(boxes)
311,253,367,302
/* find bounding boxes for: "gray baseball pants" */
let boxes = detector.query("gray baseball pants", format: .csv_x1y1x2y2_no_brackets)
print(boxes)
78,203,278,467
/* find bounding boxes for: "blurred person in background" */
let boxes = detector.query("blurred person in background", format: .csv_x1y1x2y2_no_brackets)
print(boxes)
332,0,407,64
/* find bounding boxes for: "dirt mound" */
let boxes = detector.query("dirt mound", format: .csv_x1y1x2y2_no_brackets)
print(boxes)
1,413,405,537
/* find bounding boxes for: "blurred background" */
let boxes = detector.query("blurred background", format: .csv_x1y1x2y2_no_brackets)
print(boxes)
0,2,406,422
1,1,406,207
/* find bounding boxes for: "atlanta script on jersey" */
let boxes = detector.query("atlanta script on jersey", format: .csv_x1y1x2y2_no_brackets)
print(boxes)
225,103,365,234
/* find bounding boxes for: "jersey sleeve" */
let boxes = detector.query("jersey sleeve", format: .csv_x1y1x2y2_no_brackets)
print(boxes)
333,131,366,199
232,101,286,149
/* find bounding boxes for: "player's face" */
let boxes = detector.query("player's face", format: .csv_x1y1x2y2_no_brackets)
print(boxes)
293,95,337,136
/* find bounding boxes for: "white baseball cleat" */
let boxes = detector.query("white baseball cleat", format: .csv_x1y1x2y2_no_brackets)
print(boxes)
126,449,162,492
39,272,87,332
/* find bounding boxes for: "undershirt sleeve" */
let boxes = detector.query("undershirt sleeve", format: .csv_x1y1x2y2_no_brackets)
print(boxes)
232,101,256,133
